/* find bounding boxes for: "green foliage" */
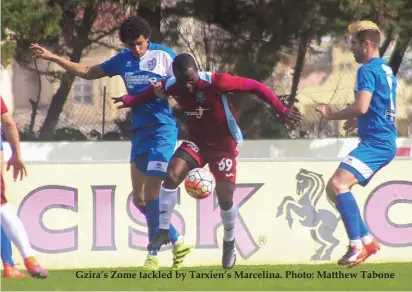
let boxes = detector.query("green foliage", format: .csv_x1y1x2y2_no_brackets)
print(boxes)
341,0,411,74
1,0,62,66
6,0,411,140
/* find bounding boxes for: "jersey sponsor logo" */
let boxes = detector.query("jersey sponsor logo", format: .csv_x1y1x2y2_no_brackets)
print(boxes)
125,73,157,88
185,106,209,119
147,58,157,71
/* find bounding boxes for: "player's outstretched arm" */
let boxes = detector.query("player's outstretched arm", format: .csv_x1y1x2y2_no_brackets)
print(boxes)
112,82,164,109
213,73,302,127
316,91,372,121
1,111,27,182
30,43,107,80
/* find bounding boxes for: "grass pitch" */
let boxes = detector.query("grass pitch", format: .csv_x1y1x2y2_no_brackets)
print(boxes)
2,262,411,291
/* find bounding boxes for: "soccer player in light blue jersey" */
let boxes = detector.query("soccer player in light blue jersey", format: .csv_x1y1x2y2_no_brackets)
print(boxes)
316,20,397,267
30,16,192,270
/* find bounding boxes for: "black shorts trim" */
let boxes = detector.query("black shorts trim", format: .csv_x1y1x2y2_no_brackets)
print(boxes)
173,149,200,170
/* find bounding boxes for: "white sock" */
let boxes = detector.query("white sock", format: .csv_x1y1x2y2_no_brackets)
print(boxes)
350,239,363,249
221,204,237,242
159,185,177,230
361,234,373,244
0,204,34,258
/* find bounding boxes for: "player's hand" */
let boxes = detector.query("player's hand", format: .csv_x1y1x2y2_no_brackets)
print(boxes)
151,82,168,99
29,43,56,61
316,103,333,120
112,95,129,109
343,118,358,132
282,109,302,129
7,154,27,182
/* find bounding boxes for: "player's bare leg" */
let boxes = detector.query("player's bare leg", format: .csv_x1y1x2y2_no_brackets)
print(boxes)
327,168,379,267
148,153,196,252
216,182,237,269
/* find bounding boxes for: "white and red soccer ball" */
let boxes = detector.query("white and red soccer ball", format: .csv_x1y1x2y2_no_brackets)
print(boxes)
184,168,216,199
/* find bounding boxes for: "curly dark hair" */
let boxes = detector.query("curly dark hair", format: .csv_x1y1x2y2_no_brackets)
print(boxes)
119,16,151,43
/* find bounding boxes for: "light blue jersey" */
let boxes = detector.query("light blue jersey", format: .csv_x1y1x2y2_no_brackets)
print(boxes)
355,58,397,141
101,43,178,177
101,42,176,129
340,58,397,186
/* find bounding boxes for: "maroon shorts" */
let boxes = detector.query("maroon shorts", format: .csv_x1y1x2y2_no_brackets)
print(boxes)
1,174,7,205
177,140,238,183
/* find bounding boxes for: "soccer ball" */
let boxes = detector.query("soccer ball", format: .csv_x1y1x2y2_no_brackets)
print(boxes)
184,168,216,199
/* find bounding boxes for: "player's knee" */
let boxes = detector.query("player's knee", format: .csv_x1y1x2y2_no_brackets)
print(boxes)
217,190,233,211
163,170,181,189
218,198,233,211
132,189,145,207
327,176,348,196
325,183,337,204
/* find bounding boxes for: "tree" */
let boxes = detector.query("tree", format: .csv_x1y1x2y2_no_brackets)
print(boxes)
6,0,161,140
162,0,353,138
342,0,411,75
2,0,62,138
1,0,62,67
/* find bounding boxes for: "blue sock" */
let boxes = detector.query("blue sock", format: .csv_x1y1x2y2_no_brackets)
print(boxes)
1,226,15,266
146,199,180,249
358,215,370,238
145,199,160,256
336,192,361,240
135,204,155,252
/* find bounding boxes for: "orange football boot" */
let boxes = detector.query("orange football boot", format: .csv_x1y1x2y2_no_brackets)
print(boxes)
3,263,27,278
24,257,49,279
360,237,381,262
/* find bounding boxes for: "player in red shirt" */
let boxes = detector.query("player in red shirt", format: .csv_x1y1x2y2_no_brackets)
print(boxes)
0,97,48,278
113,53,302,269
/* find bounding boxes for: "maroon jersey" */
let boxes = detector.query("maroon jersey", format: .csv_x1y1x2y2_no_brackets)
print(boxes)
124,72,289,151
165,72,244,149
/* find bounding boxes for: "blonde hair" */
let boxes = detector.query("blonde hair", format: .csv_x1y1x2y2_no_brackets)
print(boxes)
348,20,380,35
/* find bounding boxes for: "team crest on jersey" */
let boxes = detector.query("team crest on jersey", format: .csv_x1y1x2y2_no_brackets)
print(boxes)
196,91,206,103
147,58,157,71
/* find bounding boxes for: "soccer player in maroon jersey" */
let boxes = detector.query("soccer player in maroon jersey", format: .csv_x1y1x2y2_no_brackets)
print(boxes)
113,53,302,269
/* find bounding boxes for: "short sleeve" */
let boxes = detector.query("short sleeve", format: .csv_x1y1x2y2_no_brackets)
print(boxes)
356,66,376,93
100,53,123,77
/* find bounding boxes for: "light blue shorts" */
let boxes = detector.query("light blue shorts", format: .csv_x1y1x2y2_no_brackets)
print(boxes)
130,124,178,178
339,139,396,186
